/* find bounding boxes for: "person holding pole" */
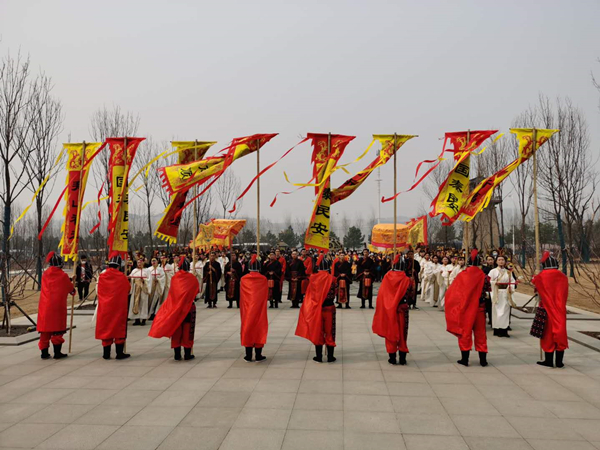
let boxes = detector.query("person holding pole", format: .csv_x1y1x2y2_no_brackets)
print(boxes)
225,252,243,308
37,252,75,360
203,251,221,308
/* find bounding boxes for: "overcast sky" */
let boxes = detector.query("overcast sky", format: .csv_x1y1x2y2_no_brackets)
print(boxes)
1,0,599,225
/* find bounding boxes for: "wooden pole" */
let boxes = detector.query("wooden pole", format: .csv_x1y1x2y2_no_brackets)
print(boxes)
532,128,541,274
256,139,261,256
192,140,198,270
393,134,398,259
68,141,86,353
327,133,331,253
464,130,471,262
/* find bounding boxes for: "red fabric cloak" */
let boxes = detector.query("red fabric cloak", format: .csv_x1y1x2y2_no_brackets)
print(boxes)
149,271,199,339
95,268,131,340
444,266,485,339
37,266,74,333
240,271,269,347
295,271,335,345
532,269,569,350
372,271,411,342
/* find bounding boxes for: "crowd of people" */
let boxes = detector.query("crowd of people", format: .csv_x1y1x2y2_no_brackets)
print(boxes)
34,243,568,371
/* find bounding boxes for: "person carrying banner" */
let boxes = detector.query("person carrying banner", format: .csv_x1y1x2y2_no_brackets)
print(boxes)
240,256,269,362
203,252,222,308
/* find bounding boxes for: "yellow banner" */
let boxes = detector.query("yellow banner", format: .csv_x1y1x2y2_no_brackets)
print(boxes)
369,216,427,254
304,184,332,251
191,219,246,251
434,154,471,223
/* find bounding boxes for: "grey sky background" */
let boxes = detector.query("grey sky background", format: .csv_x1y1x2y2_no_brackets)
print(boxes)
1,0,599,225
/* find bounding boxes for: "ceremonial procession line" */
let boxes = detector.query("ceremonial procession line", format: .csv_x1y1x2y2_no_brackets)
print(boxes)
2,286,600,450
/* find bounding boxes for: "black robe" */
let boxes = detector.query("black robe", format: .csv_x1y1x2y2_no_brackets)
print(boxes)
335,260,352,303
286,258,306,302
224,261,243,302
261,259,282,302
356,256,375,300
203,260,222,302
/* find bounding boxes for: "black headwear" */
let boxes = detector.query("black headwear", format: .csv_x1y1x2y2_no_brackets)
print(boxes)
179,258,191,272
108,255,122,268
46,252,63,267
541,251,559,270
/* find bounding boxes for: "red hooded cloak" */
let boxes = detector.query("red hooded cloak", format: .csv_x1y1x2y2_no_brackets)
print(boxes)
532,269,569,350
240,271,269,347
372,271,411,343
95,268,131,340
295,271,335,345
444,266,485,339
37,266,74,333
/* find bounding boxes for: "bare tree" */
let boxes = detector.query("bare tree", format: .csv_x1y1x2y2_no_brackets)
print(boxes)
214,169,243,219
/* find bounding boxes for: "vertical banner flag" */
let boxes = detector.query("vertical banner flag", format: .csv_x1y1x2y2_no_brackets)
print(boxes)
59,143,104,260
430,130,498,224
458,128,559,222
330,134,417,204
106,137,145,257
154,141,216,243
304,133,355,252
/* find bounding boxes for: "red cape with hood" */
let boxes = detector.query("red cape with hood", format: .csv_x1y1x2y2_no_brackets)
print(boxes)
444,266,485,339
372,271,411,342
240,271,269,347
532,268,569,350
295,271,335,345
37,266,74,333
149,271,199,339
96,268,131,340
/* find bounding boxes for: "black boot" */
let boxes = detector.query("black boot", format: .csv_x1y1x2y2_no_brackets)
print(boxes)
493,329,499,336
479,352,488,367
398,351,407,366
133,319,141,326
368,300,374,309
244,347,253,362
255,347,266,362
269,301,274,309
237,301,240,308
537,352,554,368
327,346,336,363
337,304,342,309
53,344,68,359
457,350,470,366
274,300,278,309
115,343,130,360
228,301,233,309
174,347,182,361
103,345,111,360
140,319,146,326
360,299,365,309
555,351,565,368
313,345,323,363
346,304,351,309
184,347,195,360
388,353,397,365
41,348,51,360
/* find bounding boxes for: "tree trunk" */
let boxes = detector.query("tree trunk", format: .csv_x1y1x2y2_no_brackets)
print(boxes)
520,214,526,268
499,201,505,248
36,200,42,291
2,204,11,331
146,193,153,255
556,213,567,275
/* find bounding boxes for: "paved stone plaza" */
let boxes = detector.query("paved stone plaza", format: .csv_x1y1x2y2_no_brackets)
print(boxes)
3,288,600,450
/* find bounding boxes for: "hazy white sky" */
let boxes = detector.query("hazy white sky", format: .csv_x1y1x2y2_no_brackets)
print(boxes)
1,0,599,224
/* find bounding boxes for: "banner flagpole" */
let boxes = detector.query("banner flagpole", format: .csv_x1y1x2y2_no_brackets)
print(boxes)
464,129,471,261
531,128,543,361
393,134,398,258
192,140,199,265
256,138,261,256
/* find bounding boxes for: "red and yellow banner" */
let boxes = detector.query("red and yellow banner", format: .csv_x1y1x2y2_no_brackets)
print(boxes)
107,137,145,257
369,215,428,253
155,141,216,243
59,143,104,260
190,219,246,252
304,133,355,252
430,130,498,224
330,134,416,204
458,128,559,222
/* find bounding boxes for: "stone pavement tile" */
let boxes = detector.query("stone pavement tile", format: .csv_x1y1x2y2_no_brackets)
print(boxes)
403,434,468,450
288,409,343,431
293,393,343,411
452,415,520,438
0,423,64,448
282,430,343,450
344,394,394,412
489,397,555,418
527,439,596,450
440,397,501,416
97,425,174,450
476,383,532,399
506,416,584,440
541,401,600,419
36,424,118,449
463,437,534,450
210,378,260,393
397,413,459,436
344,411,401,434
75,404,144,425
343,380,388,395
382,371,428,383
68,365,115,377
522,384,584,402
564,419,600,441
233,407,292,429
344,431,405,450
127,405,194,427
182,366,228,379
222,367,267,379
391,396,446,415
415,361,460,373
431,383,485,400
343,369,385,382
245,391,296,409
56,388,119,405
0,403,47,423
156,426,229,450
302,367,343,381
386,382,436,397
197,391,251,408
43,376,95,389
22,403,95,424
423,372,470,384
166,378,216,392
179,406,242,428
105,365,154,377
261,368,304,380
81,376,137,390
298,380,343,394
255,379,301,393
144,364,194,378
12,388,75,404
124,376,177,391
149,389,206,407
101,388,162,406
464,372,516,386
220,428,286,450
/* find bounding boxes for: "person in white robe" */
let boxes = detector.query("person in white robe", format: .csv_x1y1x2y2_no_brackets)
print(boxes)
128,259,151,325
160,255,175,304
193,253,206,297
449,256,466,285
148,257,166,318
488,255,516,337
419,253,437,305
438,256,454,311
217,252,229,291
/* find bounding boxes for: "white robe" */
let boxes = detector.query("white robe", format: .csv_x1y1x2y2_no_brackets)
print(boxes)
449,265,465,285
193,261,205,295
489,267,515,330
128,267,151,320
438,264,454,310
217,256,228,289
148,266,166,315
161,263,174,303
420,260,438,305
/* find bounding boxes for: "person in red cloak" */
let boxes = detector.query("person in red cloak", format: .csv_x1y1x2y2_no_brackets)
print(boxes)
444,250,490,367
240,254,269,362
372,255,412,365
301,248,313,298
532,252,569,368
37,252,75,360
149,257,199,361
295,255,337,363
96,255,131,360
